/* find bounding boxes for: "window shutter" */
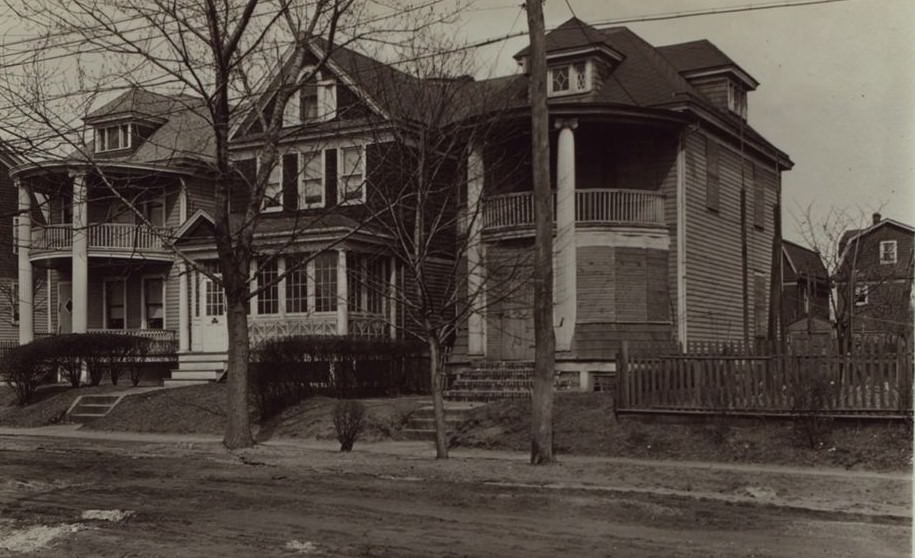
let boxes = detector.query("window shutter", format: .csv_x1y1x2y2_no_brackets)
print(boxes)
318,80,337,121
232,158,257,212
325,149,337,207
750,163,763,229
706,139,720,211
282,153,298,211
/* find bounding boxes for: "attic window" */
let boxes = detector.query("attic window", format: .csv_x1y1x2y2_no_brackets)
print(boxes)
283,70,337,127
880,240,897,264
96,123,132,152
548,62,591,96
727,81,747,119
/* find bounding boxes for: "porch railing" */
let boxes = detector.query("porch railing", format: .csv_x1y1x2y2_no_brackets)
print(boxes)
87,328,177,356
31,223,172,252
482,189,665,231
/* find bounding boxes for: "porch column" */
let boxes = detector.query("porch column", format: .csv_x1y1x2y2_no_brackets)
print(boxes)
177,261,190,352
16,178,33,344
554,118,577,352
466,143,486,355
388,256,397,339
336,248,348,335
70,171,88,333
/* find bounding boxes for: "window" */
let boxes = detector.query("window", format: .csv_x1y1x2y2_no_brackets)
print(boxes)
314,252,337,312
104,279,126,329
705,138,720,211
283,70,337,126
366,258,387,314
285,254,310,313
347,253,364,313
10,282,18,325
204,262,225,316
300,151,324,208
260,157,282,212
256,258,280,315
339,146,365,204
347,253,387,314
548,62,591,96
854,284,869,306
143,277,164,329
727,81,747,119
96,124,132,152
753,273,767,336
880,240,897,264
141,198,166,227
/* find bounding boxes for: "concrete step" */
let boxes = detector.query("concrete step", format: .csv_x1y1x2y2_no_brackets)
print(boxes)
178,352,229,362
162,378,213,388
175,360,228,371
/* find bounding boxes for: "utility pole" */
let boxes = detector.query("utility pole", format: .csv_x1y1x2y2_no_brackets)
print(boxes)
526,0,555,465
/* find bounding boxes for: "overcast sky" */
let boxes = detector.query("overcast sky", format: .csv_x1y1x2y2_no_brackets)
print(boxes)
451,0,915,243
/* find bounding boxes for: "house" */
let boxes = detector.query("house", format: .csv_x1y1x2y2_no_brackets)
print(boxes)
448,18,793,386
835,212,914,345
13,17,794,388
780,239,831,348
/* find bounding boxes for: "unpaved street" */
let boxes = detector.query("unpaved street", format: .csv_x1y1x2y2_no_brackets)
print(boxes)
0,435,910,557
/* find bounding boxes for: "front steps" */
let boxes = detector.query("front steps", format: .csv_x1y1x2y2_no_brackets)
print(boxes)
401,403,483,440
445,362,534,401
165,352,228,386
66,394,124,423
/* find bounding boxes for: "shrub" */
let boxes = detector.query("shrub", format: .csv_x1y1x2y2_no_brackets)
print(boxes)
1,343,54,405
333,400,366,452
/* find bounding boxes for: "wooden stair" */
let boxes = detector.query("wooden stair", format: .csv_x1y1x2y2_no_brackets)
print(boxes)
165,352,228,386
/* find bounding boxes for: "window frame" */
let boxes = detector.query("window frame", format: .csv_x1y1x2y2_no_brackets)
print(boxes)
854,283,869,307
547,61,591,97
103,277,127,330
727,81,747,118
255,257,281,315
879,240,898,265
337,145,367,205
283,69,337,127
313,252,338,313
299,150,325,209
258,156,283,213
96,123,132,153
284,254,311,314
140,274,166,330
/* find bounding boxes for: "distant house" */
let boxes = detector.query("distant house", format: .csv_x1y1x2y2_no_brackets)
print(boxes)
780,240,831,347
835,213,914,345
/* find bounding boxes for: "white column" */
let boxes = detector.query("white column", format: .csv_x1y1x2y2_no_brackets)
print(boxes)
177,261,189,352
71,171,88,334
16,178,33,344
553,118,578,352
336,248,348,335
466,144,486,355
388,256,397,339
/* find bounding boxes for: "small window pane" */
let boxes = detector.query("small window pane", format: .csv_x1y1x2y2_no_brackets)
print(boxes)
301,152,323,206
573,63,587,90
551,66,569,92
339,147,364,203
285,254,309,313
314,252,337,312
262,160,282,210
256,258,279,315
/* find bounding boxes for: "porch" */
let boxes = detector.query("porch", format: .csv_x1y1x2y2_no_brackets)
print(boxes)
30,223,173,260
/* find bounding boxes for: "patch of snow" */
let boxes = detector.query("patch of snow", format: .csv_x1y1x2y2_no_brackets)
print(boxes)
81,509,134,522
0,523,82,553
285,540,320,554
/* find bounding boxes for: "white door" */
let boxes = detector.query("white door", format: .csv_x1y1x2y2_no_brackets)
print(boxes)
58,282,72,334
192,269,228,352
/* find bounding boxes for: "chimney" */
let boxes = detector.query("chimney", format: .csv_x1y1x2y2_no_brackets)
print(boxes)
872,212,882,225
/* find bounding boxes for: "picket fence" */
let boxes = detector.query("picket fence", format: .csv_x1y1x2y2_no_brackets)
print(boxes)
617,341,913,415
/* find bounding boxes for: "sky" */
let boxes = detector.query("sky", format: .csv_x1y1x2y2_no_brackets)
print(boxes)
450,0,915,243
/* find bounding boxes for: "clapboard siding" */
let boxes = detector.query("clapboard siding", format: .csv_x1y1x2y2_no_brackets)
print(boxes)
185,177,215,216
484,240,535,360
572,322,671,359
165,264,180,331
683,130,779,342
691,77,730,113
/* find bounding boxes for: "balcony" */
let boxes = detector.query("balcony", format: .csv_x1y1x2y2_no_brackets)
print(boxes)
482,189,665,233
30,223,174,260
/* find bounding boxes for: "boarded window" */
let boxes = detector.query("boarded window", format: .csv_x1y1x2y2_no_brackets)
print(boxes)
705,138,720,211
750,163,764,229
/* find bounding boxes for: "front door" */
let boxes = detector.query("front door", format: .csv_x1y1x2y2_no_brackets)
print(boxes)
58,282,72,334
192,268,227,352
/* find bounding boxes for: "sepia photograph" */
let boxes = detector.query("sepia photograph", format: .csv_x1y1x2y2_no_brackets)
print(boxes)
0,0,911,555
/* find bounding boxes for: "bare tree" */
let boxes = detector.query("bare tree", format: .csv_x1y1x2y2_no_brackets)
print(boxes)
1,0,455,448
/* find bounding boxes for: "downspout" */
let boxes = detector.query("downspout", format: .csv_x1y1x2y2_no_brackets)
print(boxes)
676,130,688,346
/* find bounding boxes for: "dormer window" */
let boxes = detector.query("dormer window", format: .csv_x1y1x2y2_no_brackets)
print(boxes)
727,81,747,119
548,62,591,97
283,69,337,127
96,123,132,152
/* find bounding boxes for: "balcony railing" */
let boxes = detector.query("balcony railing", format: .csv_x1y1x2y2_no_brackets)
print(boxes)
482,189,665,232
31,223,172,253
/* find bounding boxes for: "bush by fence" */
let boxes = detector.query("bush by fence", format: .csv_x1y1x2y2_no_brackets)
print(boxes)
250,335,428,419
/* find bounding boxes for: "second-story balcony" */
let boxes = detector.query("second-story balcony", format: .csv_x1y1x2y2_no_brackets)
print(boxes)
30,223,174,261
482,189,666,234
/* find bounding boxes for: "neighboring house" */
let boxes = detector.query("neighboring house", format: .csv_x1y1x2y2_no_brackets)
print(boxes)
0,144,30,344
835,213,914,345
13,17,795,386
780,240,831,348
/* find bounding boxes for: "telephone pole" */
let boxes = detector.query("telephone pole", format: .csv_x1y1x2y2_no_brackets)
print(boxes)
526,0,555,465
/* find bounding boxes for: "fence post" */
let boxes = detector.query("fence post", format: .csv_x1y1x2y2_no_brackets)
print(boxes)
618,341,629,409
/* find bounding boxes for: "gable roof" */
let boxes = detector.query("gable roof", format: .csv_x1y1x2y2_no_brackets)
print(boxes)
838,218,915,256
782,240,828,280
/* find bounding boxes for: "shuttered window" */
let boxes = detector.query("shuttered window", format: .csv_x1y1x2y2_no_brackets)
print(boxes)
750,163,764,229
706,138,720,211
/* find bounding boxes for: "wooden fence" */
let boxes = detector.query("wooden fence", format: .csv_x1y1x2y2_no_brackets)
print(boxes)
617,341,913,415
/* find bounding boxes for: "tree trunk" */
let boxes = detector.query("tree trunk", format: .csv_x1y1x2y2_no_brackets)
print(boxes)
223,298,254,449
428,335,449,459
526,0,555,465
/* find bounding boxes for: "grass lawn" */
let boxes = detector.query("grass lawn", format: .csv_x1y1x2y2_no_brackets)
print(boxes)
0,383,154,427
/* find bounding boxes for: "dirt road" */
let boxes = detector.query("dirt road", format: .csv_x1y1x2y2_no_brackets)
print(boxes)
0,435,909,557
